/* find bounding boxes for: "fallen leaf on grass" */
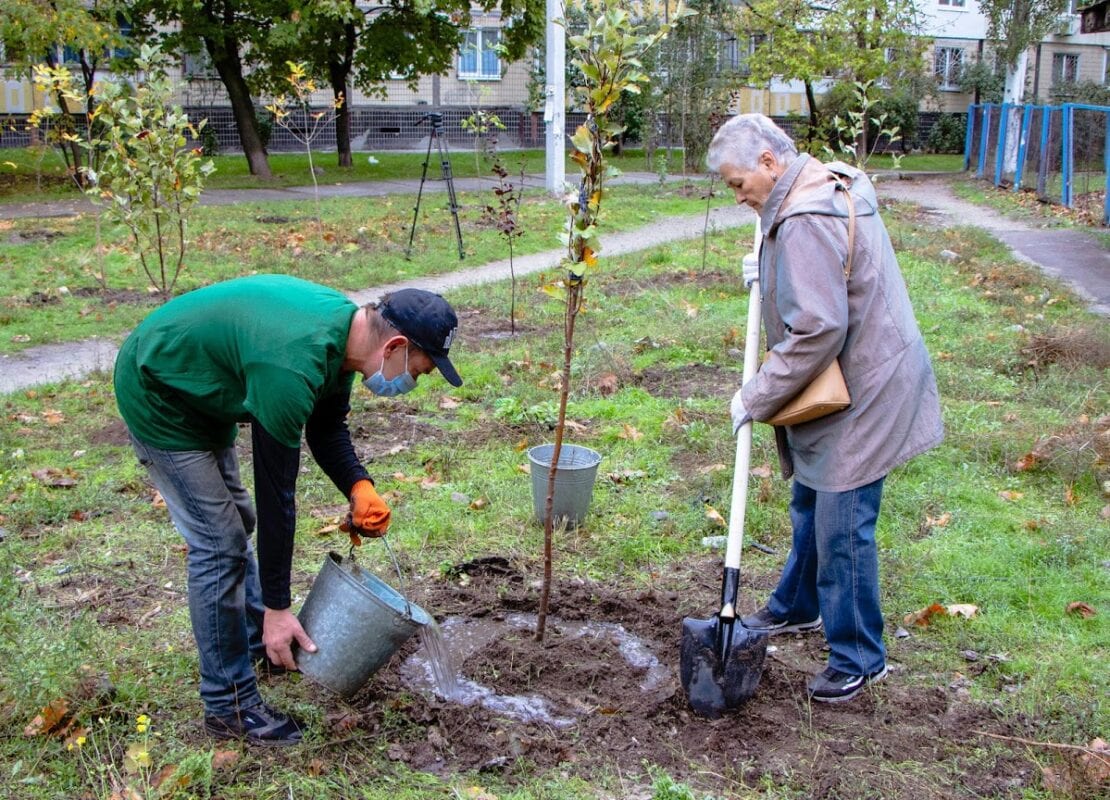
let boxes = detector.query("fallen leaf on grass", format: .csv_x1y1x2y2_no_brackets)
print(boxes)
705,506,726,527
1012,452,1039,472
315,523,340,536
618,424,643,441
24,698,73,738
325,710,362,733
439,396,461,410
946,604,979,619
31,468,77,488
1066,601,1096,618
597,373,619,396
904,603,979,626
698,463,727,474
1081,738,1110,784
998,490,1024,502
925,511,952,528
904,603,947,627
42,409,65,425
150,764,190,792
211,749,239,771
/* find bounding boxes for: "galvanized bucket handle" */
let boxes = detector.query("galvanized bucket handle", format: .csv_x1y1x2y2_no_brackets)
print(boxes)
347,537,415,622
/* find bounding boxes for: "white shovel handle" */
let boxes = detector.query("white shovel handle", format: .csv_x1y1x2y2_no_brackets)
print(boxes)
724,217,762,572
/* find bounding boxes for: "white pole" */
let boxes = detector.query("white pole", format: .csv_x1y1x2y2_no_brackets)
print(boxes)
544,0,566,196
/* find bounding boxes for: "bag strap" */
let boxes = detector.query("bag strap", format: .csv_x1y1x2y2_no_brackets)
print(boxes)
836,183,856,280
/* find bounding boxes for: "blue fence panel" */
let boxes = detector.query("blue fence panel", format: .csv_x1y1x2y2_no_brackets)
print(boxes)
967,102,1109,225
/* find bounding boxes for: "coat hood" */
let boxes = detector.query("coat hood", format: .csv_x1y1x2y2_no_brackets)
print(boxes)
760,154,880,236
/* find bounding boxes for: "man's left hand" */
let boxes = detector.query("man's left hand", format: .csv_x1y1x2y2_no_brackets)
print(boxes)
263,607,316,671
341,479,390,537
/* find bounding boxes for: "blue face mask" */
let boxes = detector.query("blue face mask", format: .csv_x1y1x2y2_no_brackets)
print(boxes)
363,348,417,397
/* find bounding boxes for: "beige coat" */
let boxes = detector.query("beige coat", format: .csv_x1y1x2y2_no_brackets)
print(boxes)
740,154,944,491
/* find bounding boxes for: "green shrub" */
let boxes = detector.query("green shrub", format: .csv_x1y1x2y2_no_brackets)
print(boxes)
1049,79,1110,106
926,113,967,154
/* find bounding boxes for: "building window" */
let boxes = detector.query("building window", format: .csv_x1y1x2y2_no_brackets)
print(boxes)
183,50,217,79
938,0,966,7
1052,53,1079,84
724,34,766,77
934,46,964,90
719,33,739,73
459,28,501,80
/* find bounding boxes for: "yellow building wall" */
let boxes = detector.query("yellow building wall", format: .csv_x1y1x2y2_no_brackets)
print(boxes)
1,74,45,114
726,86,811,117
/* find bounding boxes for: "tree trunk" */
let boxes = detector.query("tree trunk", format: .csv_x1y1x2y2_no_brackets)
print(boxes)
329,64,353,168
44,51,85,189
804,80,819,138
1002,50,1029,177
205,34,271,178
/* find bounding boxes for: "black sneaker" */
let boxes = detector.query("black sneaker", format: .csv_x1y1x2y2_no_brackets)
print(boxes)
204,702,304,746
741,606,823,635
807,665,889,703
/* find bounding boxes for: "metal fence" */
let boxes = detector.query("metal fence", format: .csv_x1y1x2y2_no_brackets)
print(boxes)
966,102,1110,225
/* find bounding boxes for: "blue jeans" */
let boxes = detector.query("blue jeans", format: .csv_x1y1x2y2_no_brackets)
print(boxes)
767,476,886,675
130,436,266,716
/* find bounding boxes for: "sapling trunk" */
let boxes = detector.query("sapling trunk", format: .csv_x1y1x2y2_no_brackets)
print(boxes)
536,278,583,642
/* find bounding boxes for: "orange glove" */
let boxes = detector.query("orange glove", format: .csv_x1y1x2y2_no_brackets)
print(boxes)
339,479,391,539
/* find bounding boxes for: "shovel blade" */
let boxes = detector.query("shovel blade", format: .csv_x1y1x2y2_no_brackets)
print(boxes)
680,615,768,718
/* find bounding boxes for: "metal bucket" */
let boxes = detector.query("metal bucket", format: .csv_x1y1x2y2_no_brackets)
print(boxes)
296,551,431,698
528,443,603,529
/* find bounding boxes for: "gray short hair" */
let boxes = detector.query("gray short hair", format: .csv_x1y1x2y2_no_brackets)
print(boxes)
706,113,798,174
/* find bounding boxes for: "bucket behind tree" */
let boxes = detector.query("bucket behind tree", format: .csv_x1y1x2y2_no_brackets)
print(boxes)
296,551,431,698
528,443,603,529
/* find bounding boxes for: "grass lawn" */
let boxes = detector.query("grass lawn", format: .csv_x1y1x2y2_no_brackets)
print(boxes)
0,146,966,201
0,184,1106,800
0,181,736,355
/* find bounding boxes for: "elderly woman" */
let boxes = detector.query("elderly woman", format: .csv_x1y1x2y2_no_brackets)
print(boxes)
707,114,944,703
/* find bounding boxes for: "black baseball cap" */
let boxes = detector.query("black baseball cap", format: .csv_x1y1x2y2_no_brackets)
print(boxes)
379,289,463,387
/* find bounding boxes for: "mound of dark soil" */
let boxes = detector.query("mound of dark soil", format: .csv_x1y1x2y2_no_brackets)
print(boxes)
340,559,1040,799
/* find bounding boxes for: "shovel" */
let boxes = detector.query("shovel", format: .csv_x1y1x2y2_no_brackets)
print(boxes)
680,223,768,718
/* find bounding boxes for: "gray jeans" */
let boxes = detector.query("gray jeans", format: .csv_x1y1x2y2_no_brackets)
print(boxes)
130,435,265,716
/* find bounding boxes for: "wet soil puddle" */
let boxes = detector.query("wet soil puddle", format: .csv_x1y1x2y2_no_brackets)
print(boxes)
400,612,673,727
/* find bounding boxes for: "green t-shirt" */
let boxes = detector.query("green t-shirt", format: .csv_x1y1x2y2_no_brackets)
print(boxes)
115,275,357,450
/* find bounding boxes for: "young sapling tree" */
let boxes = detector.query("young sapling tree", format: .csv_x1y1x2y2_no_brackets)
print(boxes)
266,62,344,231
535,0,689,641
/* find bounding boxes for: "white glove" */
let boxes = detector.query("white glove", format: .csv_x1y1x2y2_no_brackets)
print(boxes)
730,388,751,435
741,252,759,289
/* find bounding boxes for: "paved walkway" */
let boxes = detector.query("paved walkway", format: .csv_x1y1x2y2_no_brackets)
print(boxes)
876,174,1110,317
1,171,1106,394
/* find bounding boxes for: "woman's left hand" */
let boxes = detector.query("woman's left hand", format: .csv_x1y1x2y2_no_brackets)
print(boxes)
730,389,750,434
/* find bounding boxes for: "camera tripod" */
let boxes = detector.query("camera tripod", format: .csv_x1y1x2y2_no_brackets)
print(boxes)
406,112,465,260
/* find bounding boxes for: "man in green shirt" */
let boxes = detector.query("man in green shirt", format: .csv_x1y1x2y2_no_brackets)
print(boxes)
115,275,462,746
